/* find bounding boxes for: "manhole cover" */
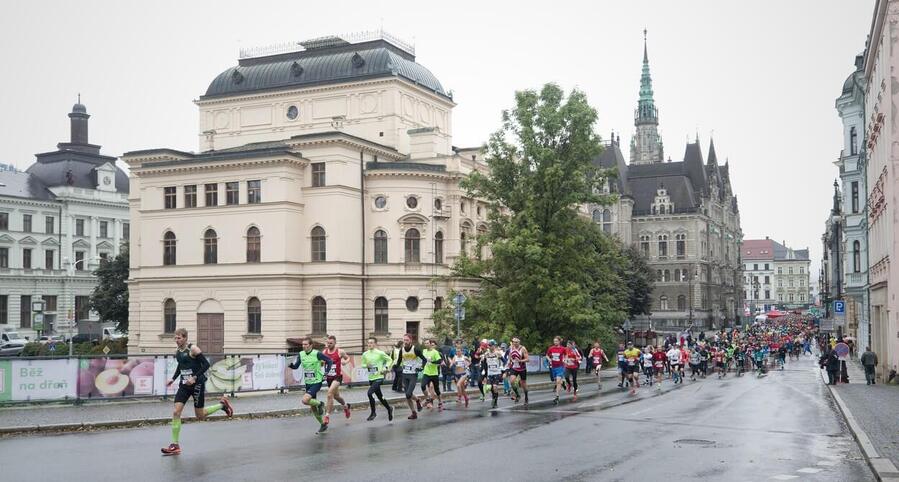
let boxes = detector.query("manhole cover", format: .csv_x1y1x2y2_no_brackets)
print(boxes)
674,439,715,446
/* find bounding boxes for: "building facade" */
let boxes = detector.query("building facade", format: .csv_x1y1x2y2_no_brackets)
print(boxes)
0,103,130,339
741,238,810,314
125,32,484,354
592,33,744,333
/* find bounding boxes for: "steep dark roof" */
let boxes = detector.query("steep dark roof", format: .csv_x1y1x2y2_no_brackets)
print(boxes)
0,170,55,201
592,142,630,195
27,149,128,193
626,161,700,215
203,39,448,99
683,141,707,196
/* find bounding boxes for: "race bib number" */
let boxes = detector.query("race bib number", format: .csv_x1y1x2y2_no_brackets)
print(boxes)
367,366,380,375
627,358,636,366
551,353,561,362
486,358,501,376
180,369,194,381
593,357,602,365
402,360,421,375
327,365,337,377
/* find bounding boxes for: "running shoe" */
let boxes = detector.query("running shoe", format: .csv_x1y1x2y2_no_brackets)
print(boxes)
366,413,377,421
553,396,559,405
387,406,394,421
573,392,578,402
408,411,418,420
220,396,234,417
161,443,181,456
343,404,351,419
492,399,498,409
317,423,328,434
438,402,444,412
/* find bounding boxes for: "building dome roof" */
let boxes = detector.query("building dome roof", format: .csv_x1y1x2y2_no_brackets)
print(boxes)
203,38,448,100
26,157,128,193
842,73,856,95
72,102,87,114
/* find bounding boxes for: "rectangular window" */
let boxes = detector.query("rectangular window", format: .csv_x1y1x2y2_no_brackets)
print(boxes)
764,275,769,284
226,182,239,205
22,248,31,269
45,249,54,270
204,183,218,207
164,186,177,209
23,214,32,233
75,219,85,236
0,295,6,323
851,181,859,214
99,252,108,265
99,221,108,238
0,247,7,268
42,295,57,312
75,296,90,321
311,163,326,187
45,216,54,234
122,223,130,241
247,180,261,204
676,240,685,258
20,295,31,329
777,267,782,275
641,241,649,258
765,290,770,299
799,266,804,274
0,212,7,230
658,241,668,258
753,264,758,271
184,185,197,208
75,251,85,270
764,263,769,271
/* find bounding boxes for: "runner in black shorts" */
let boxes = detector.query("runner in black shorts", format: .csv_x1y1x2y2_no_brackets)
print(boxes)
161,328,233,456
507,337,529,405
397,333,428,420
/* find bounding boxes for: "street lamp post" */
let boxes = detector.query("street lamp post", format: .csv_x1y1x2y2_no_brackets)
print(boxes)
64,255,101,356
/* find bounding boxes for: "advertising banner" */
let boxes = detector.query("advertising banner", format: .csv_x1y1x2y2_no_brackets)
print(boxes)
283,353,361,387
154,357,178,396
0,360,11,402
78,357,157,398
12,358,77,401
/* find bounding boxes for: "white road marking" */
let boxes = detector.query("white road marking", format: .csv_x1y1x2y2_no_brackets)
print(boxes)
797,467,822,474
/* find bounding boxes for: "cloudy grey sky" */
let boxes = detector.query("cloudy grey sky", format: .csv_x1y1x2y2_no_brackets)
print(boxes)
0,0,874,278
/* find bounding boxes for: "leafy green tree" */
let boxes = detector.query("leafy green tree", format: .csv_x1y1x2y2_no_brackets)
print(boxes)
89,247,129,332
451,83,629,349
621,243,655,318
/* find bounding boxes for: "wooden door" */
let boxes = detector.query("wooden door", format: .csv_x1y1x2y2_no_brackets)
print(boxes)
406,321,420,342
197,313,224,355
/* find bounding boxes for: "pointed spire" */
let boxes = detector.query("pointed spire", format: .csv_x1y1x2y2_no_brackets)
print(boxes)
643,28,648,63
708,137,718,165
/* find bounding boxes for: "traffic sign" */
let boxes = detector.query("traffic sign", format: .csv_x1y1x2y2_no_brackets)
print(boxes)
834,342,850,360
453,293,466,306
834,300,845,314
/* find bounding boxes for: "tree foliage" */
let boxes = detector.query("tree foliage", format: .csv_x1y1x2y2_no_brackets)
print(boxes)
621,243,655,318
89,247,129,332
451,84,633,349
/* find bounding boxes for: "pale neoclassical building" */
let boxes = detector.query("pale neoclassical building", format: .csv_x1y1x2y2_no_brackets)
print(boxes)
125,32,486,354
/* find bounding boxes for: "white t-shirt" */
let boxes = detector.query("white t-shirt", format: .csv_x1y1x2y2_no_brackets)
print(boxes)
642,353,653,366
667,348,681,364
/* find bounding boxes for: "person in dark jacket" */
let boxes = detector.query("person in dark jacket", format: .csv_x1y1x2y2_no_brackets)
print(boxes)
820,349,840,385
861,347,879,385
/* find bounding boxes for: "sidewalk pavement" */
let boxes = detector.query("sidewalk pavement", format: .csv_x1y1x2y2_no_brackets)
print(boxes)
820,358,899,481
0,371,582,434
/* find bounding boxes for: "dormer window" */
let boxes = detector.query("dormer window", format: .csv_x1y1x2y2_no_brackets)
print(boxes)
652,186,673,215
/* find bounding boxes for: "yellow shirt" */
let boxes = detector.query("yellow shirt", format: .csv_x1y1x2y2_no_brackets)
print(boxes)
623,348,641,365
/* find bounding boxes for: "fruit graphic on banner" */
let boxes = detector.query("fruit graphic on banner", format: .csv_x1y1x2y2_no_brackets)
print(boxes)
207,356,251,393
77,357,155,398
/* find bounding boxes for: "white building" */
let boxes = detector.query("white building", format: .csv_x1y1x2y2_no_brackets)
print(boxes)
0,102,130,339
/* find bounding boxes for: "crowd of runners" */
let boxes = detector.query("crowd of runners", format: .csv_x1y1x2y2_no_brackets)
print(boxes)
159,314,820,455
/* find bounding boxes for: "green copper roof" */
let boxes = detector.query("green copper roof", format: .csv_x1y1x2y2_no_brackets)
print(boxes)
635,30,658,125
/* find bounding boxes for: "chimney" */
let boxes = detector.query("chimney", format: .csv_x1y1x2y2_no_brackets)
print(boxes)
69,95,89,145
407,127,440,160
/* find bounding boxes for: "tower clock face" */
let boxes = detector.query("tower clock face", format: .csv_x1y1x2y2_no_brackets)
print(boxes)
103,176,111,185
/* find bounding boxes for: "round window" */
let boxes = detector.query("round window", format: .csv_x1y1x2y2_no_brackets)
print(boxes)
374,196,386,209
405,296,419,312
286,105,299,120
434,198,442,211
406,196,418,209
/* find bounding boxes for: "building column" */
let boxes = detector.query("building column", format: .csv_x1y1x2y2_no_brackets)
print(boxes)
113,219,121,256
90,216,98,264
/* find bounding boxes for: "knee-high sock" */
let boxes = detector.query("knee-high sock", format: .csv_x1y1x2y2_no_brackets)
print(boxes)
204,403,222,416
171,417,182,443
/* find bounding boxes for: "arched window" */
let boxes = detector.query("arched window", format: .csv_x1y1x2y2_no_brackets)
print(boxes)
477,225,488,259
246,227,261,263
374,297,388,333
602,209,612,233
374,230,388,264
311,296,327,334
163,231,177,266
203,229,217,264
853,241,861,273
674,269,681,282
850,126,858,156
311,226,326,261
247,297,261,333
659,204,666,215
663,269,670,282
676,233,686,258
677,295,687,311
658,234,668,258
163,299,176,333
404,228,420,263
592,209,601,223
660,295,669,311
434,232,444,264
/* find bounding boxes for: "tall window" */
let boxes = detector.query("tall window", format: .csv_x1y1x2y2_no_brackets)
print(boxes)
75,251,85,270
373,230,388,264
205,183,218,207
640,235,650,257
660,295,669,311
850,126,858,156
0,247,7,268
184,185,197,208
22,249,31,269
164,186,177,209
0,212,7,230
44,249,54,270
658,235,668,258
20,295,31,328
374,297,388,333
765,290,771,299
42,295,57,312
764,263,770,271
163,299,176,333
311,226,326,261
247,297,261,334
0,295,6,323
99,221,108,238
460,232,468,254
311,163,326,187
75,295,90,321
676,233,686,258
663,269,670,282
226,182,239,205
246,227,261,262
311,296,327,334
163,231,177,265
247,180,261,204
677,295,686,311
76,219,85,236
851,181,859,214
203,229,217,264
592,210,601,223
602,209,612,233
853,241,861,273
22,214,32,233
404,228,420,263
434,232,444,264
45,216,54,234
122,223,130,242
764,275,770,284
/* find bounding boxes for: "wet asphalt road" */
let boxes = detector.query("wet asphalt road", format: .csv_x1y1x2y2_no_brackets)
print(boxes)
0,356,872,481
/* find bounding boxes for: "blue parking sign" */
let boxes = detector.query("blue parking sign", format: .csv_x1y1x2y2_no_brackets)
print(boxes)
833,300,845,314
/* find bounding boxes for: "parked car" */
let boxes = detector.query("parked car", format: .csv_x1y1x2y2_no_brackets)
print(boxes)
0,330,27,356
102,327,125,341
39,335,65,344
70,333,99,344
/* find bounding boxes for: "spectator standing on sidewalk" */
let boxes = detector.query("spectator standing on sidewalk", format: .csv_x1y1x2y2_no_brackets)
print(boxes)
820,349,840,385
861,347,879,385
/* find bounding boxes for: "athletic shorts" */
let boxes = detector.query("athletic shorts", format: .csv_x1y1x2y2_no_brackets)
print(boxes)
305,382,323,399
421,374,440,390
486,374,504,385
627,364,640,374
174,381,206,408
670,363,681,370
550,366,565,380
402,373,419,399
510,370,527,381
653,366,664,375
618,362,627,372
716,362,725,368
453,372,468,381
326,376,341,386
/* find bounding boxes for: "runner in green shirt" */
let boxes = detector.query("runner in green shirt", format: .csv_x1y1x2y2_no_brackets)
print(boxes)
421,339,445,411
361,337,394,421
288,336,333,434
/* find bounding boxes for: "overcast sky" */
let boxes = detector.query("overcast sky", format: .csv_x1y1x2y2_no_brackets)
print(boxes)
0,0,874,280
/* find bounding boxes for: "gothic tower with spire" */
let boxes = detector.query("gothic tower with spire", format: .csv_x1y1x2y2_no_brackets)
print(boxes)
630,30,664,165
